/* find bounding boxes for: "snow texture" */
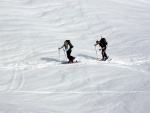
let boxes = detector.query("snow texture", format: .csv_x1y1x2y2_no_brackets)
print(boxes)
0,0,150,113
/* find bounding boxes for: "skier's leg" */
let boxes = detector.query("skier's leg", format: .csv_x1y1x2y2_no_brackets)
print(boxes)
101,50,105,60
67,51,73,63
69,51,75,62
103,48,108,60
70,50,76,62
70,56,75,62
66,51,70,60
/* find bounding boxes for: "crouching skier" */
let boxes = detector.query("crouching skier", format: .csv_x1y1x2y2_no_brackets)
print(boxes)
58,40,75,63
94,37,108,61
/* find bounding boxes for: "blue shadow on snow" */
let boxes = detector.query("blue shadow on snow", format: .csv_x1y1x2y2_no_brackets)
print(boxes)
41,57,59,62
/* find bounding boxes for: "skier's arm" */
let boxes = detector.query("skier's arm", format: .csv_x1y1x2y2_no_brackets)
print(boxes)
99,47,106,50
94,43,98,46
58,45,64,49
102,47,105,50
99,47,102,50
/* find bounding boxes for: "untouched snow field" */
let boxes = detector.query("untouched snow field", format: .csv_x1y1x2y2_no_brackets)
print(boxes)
0,0,150,113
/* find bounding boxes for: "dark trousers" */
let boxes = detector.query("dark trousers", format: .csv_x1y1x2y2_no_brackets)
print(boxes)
67,50,74,61
102,48,108,59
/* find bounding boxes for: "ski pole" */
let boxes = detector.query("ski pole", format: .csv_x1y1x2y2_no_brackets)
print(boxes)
58,49,60,61
63,49,67,60
95,45,98,60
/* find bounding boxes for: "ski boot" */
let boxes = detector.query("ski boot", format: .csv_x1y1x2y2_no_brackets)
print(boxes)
71,57,76,63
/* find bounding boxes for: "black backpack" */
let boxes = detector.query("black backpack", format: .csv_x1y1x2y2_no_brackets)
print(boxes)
100,38,108,46
65,40,74,49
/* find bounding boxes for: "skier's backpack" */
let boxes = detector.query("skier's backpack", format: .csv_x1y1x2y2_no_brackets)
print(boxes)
100,38,108,46
65,40,74,49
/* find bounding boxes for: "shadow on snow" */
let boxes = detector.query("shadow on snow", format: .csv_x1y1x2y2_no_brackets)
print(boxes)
41,57,60,62
77,54,97,60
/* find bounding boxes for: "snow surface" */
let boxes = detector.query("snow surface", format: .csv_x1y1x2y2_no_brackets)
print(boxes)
0,0,150,113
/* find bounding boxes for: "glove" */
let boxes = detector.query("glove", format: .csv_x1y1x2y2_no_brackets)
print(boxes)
58,48,60,49
94,44,96,46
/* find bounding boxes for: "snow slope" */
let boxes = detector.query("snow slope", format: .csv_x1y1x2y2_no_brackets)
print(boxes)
0,0,150,113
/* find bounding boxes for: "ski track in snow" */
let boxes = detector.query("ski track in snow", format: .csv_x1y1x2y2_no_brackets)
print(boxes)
0,56,150,73
14,90,150,95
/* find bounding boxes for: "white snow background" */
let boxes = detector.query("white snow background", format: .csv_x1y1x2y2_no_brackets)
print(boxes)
0,0,150,113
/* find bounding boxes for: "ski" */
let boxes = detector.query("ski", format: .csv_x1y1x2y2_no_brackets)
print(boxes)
61,60,81,64
99,59,112,61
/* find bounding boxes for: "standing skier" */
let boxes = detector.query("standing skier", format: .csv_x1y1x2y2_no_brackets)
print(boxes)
94,38,108,61
58,40,75,63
